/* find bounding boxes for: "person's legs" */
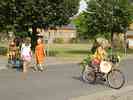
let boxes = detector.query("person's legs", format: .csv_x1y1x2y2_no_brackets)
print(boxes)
23,61,27,73
15,60,21,71
36,58,44,72
38,64,44,72
35,56,46,72
22,61,27,79
22,61,30,79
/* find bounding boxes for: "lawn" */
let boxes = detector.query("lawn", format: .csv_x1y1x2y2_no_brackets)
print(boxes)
46,43,133,61
0,42,8,47
0,42,8,56
1,42,133,61
46,43,92,60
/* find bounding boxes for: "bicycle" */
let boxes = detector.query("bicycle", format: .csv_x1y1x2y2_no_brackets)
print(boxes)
82,55,125,89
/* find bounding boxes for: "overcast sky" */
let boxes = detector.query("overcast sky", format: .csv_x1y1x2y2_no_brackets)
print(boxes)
79,0,87,13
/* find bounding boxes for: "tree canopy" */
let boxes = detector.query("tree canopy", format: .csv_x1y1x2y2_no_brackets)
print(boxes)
73,0,133,39
0,0,80,32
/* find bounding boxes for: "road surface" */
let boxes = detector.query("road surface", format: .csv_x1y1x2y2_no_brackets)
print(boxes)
0,57,133,100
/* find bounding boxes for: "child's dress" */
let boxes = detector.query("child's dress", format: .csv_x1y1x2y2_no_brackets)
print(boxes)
21,44,32,62
35,43,45,64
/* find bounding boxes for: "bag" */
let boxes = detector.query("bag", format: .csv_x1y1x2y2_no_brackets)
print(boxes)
91,58,101,65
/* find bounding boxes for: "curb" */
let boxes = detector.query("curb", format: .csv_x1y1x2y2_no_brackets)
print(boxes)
70,85,133,100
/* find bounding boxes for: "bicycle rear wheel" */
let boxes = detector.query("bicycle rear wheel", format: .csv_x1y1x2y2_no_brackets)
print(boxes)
107,69,125,89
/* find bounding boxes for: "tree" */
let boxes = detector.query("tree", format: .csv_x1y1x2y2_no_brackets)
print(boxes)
0,0,79,49
0,0,15,32
0,0,80,32
74,0,133,40
72,13,90,39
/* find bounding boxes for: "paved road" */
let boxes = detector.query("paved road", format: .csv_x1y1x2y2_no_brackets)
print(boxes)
0,57,133,100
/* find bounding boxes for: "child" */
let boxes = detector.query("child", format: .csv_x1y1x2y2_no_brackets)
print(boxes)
8,40,17,62
35,38,46,72
21,37,32,79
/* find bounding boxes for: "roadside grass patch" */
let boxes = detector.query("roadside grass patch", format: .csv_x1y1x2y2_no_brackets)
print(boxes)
47,44,91,60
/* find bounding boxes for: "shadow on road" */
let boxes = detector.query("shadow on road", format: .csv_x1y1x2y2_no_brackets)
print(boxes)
72,76,109,88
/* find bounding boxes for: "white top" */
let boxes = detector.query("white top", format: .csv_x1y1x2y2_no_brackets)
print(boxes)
21,43,31,49
21,43,32,61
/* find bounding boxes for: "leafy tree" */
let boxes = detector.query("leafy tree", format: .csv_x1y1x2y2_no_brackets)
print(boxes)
72,13,89,39
74,0,133,41
0,0,80,32
0,0,15,31
0,0,79,49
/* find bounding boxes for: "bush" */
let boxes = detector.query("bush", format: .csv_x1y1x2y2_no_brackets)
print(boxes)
54,38,64,44
0,47,8,55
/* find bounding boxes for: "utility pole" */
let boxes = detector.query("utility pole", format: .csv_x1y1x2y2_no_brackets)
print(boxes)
124,28,128,56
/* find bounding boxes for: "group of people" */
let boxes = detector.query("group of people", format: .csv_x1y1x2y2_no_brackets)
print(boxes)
8,37,46,78
8,36,111,78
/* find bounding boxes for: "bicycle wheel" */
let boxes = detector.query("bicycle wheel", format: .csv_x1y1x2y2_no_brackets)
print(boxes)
107,69,125,89
82,67,96,84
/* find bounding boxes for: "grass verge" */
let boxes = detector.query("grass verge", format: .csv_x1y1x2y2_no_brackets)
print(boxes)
46,44,133,61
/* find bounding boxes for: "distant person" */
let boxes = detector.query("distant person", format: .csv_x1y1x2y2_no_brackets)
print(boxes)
21,37,32,79
8,39,17,61
35,38,46,72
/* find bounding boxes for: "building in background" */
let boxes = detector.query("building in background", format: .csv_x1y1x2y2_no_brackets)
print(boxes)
36,24,77,43
127,23,133,48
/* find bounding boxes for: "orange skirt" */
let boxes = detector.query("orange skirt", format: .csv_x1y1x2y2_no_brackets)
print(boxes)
36,56,45,64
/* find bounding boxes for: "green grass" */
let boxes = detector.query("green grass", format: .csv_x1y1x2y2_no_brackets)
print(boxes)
46,44,91,60
0,42,8,48
46,44,133,61
114,48,133,55
0,42,8,56
1,42,133,61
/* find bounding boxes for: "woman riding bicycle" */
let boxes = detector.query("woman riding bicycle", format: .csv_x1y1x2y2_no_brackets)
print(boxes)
91,45,107,71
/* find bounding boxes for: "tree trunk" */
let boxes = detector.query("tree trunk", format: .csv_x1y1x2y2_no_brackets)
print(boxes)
32,26,37,34
31,26,37,51
124,32,127,56
111,32,114,54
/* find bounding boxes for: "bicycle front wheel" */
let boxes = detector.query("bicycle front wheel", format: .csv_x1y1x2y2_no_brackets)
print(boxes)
107,69,125,89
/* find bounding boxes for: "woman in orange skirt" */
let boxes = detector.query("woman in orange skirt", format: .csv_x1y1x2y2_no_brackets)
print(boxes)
35,38,46,71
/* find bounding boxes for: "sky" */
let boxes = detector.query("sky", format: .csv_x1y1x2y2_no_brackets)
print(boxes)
79,0,87,13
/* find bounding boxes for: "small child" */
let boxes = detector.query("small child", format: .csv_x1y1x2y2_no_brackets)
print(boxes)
8,40,17,61
21,37,32,79
35,38,46,72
